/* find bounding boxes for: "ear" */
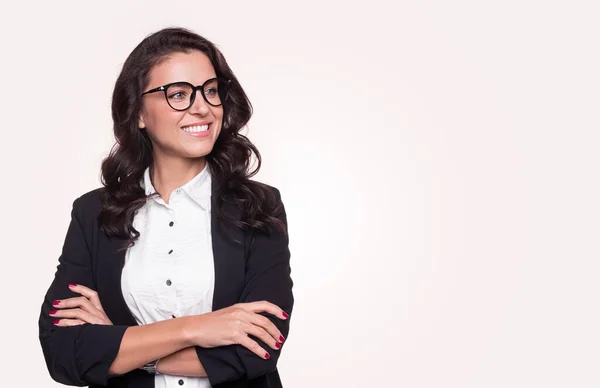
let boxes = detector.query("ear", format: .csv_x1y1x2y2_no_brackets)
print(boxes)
138,114,146,129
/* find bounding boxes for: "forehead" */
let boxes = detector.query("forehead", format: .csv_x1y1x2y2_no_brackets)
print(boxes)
148,50,216,86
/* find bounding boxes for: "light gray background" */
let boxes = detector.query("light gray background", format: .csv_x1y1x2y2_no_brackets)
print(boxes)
1,0,599,387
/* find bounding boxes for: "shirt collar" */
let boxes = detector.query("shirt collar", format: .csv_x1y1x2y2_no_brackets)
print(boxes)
142,163,212,211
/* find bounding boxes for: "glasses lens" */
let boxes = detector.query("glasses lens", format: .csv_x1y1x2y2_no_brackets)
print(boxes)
203,78,228,106
166,82,194,110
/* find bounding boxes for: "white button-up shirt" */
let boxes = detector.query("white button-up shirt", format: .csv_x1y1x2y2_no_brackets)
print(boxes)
121,164,215,388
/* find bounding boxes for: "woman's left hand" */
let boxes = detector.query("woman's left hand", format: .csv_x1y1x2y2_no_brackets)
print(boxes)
50,284,113,326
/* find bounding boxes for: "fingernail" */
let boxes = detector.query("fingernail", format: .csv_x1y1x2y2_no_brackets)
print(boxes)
275,342,281,349
53,319,60,325
52,300,60,306
264,352,271,359
49,310,57,315
68,283,77,287
279,335,285,342
282,312,289,319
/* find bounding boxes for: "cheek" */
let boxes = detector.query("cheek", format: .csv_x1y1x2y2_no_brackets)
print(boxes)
145,115,185,144
213,116,224,137
212,126,222,140
214,109,225,129
146,108,183,132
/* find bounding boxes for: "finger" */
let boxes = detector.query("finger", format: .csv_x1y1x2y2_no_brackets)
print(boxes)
54,296,94,311
246,323,281,351
68,284,105,312
239,301,288,320
237,335,271,360
53,297,104,320
250,313,285,344
53,318,86,327
50,307,104,324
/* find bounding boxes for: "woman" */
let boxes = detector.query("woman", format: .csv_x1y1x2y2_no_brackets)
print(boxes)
38,27,293,388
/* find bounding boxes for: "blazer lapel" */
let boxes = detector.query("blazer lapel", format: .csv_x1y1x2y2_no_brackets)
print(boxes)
210,183,247,311
96,235,139,326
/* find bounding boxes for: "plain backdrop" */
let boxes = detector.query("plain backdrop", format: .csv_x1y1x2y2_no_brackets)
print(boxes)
0,1,599,387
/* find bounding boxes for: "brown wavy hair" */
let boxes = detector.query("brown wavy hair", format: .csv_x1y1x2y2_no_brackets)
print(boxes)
98,27,284,246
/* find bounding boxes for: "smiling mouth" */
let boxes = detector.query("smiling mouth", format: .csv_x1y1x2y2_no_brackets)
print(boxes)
181,123,210,133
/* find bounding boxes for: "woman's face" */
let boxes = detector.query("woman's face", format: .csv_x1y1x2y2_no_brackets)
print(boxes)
138,50,223,160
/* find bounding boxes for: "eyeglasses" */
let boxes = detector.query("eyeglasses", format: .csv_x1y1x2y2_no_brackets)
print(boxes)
141,77,231,110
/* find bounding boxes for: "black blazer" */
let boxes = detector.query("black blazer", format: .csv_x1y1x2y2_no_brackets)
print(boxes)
38,183,293,388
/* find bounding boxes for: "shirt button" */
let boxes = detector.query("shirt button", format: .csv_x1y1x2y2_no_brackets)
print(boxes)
169,221,174,227
168,249,173,254
166,279,172,286
178,379,184,385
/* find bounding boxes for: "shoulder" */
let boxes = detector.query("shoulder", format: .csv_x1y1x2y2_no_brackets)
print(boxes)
249,181,288,232
241,178,281,199
223,179,284,210
254,181,282,200
71,187,106,221
248,180,285,214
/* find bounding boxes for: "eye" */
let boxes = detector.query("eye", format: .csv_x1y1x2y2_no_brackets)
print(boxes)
204,87,218,96
168,91,188,100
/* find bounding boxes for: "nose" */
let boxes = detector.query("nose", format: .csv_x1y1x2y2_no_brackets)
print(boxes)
189,89,210,115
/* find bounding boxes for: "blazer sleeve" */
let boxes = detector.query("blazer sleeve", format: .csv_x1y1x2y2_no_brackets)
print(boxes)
195,187,294,386
38,196,129,386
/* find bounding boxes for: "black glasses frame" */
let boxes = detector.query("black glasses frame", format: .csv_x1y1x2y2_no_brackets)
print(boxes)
141,77,232,110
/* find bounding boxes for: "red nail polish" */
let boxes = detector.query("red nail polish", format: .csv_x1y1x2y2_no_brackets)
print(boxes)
49,310,57,315
53,319,60,324
279,335,285,342
264,352,271,359
275,342,281,349
282,312,289,319
52,300,60,306
68,283,77,287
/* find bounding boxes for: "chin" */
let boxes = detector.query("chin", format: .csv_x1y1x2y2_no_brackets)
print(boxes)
180,144,215,159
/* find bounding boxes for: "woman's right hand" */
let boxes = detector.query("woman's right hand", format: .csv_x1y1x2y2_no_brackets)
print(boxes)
189,301,289,359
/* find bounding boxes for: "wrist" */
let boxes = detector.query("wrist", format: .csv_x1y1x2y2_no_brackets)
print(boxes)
179,315,203,347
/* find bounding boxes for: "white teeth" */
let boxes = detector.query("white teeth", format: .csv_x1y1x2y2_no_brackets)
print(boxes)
182,124,209,133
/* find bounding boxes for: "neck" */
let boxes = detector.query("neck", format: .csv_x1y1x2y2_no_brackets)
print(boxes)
150,154,206,201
